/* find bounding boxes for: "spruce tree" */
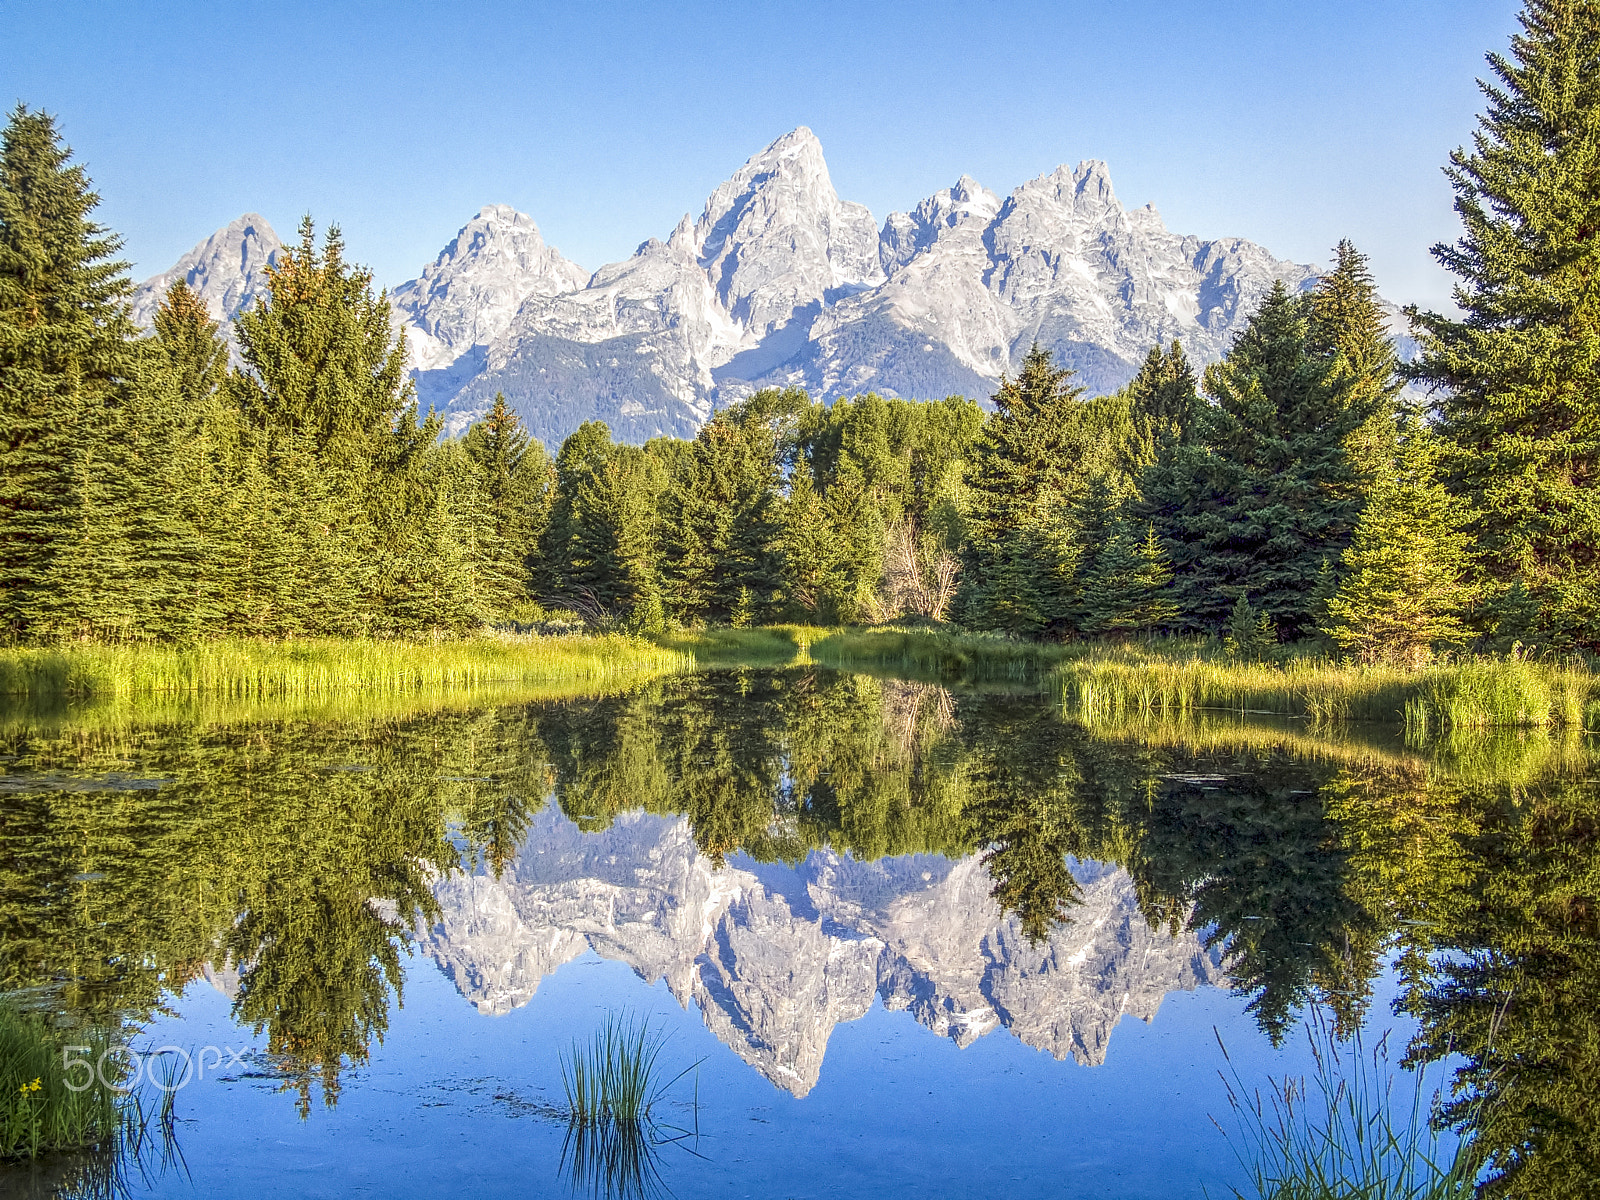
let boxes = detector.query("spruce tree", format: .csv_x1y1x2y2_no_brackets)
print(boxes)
1323,421,1478,666
1308,241,1403,490
0,106,138,641
661,397,785,625
1147,283,1364,639
463,392,551,619
1126,339,1199,465
1078,523,1179,638
1408,1,1600,650
959,344,1088,637
152,280,228,408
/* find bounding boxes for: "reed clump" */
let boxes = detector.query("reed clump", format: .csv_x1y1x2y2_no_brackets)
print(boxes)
1215,1014,1480,1200
561,1015,674,1127
0,634,691,700
0,1003,119,1162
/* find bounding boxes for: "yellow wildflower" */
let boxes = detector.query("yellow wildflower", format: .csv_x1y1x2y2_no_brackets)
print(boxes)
29,1078,41,1092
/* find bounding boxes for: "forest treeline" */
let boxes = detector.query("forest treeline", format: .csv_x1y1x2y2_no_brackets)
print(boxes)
3,0,1596,659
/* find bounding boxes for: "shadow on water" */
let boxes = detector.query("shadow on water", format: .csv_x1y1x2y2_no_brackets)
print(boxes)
0,665,1595,1196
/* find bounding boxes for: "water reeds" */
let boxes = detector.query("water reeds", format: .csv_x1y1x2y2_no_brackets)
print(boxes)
558,1015,700,1200
808,626,1072,684
0,1003,121,1162
1057,649,1595,731
0,634,692,701
1215,1014,1480,1200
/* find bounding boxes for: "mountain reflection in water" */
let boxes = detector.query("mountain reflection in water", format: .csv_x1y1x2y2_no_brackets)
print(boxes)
0,665,1597,1197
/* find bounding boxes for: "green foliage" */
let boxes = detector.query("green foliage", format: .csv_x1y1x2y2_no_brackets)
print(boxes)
1409,1,1600,651
959,345,1090,637
1078,522,1179,637
1323,421,1479,665
661,394,790,625
0,1003,120,1160
1147,281,1368,639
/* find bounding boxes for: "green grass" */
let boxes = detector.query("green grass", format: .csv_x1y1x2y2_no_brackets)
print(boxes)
0,634,692,700
1058,646,1595,730
557,1014,699,1200
807,625,1074,684
1215,1013,1480,1200
0,1002,120,1162
561,1014,675,1127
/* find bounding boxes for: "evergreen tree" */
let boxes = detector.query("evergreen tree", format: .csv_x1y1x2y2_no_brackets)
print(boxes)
959,345,1089,637
1323,420,1478,666
1146,283,1364,639
1078,523,1179,638
1408,1,1600,651
1308,241,1403,489
1126,339,1199,466
152,280,228,408
0,106,138,641
662,396,787,625
463,392,551,619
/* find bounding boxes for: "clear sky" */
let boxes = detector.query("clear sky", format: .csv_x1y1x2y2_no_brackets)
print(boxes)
2,0,1521,310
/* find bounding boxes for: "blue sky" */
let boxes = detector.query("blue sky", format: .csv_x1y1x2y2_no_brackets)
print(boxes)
3,0,1520,308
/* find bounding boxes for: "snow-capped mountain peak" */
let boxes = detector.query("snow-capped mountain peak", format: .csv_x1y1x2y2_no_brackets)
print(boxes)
390,205,587,373
129,212,282,335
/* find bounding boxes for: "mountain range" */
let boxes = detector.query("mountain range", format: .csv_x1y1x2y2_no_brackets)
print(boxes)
132,127,1337,449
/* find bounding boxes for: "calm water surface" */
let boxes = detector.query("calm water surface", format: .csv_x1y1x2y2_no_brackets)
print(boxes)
1,667,1594,1198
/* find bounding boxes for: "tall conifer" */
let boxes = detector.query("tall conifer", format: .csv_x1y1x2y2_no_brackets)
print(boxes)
0,106,137,640
1409,0,1600,650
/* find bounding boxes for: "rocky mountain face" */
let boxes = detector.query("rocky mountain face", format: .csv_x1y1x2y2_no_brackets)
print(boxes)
129,213,283,347
390,204,589,376
134,128,1340,448
418,807,1223,1097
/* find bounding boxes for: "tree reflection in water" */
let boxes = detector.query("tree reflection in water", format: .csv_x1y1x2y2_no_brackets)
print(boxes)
0,668,1594,1195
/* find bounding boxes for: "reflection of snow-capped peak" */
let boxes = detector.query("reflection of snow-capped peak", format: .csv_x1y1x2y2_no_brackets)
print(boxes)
418,807,1223,1098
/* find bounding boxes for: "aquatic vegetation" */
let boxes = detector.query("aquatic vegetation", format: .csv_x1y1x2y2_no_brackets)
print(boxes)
558,1015,699,1199
1215,1014,1480,1200
808,625,1074,683
1057,648,1594,730
561,1015,685,1127
0,1002,120,1161
0,634,691,700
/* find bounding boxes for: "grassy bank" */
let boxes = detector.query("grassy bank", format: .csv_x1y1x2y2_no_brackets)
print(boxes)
793,626,1598,730
0,634,692,700
1059,647,1595,730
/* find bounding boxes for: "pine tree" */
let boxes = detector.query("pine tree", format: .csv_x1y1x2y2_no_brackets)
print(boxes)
661,398,785,625
1408,1,1600,651
1146,283,1364,639
0,106,138,641
1323,421,1479,666
1078,523,1179,638
152,280,228,408
1308,241,1403,490
463,392,551,620
1126,339,1199,466
230,217,415,634
959,344,1089,637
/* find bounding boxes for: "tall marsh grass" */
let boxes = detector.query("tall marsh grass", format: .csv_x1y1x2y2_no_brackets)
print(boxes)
1215,1014,1479,1200
1058,649,1594,731
0,1003,119,1162
0,634,691,701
